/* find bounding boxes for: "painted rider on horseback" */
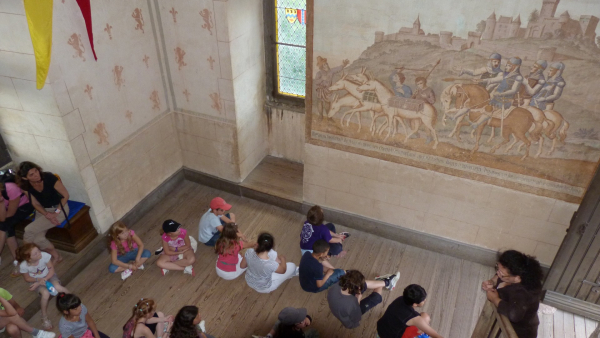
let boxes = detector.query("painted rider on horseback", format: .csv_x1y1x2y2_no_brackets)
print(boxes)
530,62,566,111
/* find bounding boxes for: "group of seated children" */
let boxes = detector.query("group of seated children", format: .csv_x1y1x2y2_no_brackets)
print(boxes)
4,190,543,338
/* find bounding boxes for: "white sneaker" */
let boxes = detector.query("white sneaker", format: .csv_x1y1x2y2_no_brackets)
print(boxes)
34,330,56,338
161,269,169,276
293,267,300,277
198,320,206,333
177,254,184,260
138,264,144,270
121,269,133,280
183,265,194,276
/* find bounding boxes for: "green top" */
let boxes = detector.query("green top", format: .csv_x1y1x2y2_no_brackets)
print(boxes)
0,288,13,310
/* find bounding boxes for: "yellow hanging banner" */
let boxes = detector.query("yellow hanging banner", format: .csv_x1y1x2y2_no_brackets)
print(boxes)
23,0,54,89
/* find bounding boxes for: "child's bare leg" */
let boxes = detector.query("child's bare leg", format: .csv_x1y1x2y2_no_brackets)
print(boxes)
139,257,148,265
7,237,18,260
113,266,127,273
157,256,185,271
53,282,69,294
6,323,22,338
39,289,50,318
365,280,386,289
373,286,384,295
229,213,236,222
322,260,335,270
1,315,35,333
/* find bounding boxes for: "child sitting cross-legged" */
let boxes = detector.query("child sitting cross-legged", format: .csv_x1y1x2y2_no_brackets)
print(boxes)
377,284,443,338
327,270,399,329
300,206,349,258
56,293,109,338
107,221,151,280
214,223,254,280
156,220,196,276
0,288,55,338
122,298,173,338
299,239,346,293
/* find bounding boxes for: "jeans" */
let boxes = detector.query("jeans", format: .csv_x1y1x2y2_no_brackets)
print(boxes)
315,268,345,292
108,248,151,273
325,223,343,256
203,213,231,247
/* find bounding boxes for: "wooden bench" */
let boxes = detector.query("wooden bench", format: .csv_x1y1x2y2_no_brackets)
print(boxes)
15,202,98,253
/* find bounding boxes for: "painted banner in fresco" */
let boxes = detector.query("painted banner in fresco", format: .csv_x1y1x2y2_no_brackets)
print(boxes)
308,0,600,202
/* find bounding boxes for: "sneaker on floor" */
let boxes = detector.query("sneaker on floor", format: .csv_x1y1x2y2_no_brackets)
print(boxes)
34,330,56,338
293,266,300,277
183,265,194,276
376,272,400,290
340,232,351,239
41,317,53,330
198,320,206,333
155,247,163,255
138,264,144,270
161,269,169,276
121,269,133,280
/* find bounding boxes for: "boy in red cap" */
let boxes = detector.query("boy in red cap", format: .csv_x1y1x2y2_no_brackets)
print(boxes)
198,197,239,246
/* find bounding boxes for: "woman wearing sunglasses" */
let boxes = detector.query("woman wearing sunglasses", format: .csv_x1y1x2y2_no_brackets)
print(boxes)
481,250,543,338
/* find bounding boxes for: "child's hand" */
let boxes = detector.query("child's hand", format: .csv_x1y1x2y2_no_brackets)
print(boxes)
135,258,142,267
481,280,493,291
166,315,174,322
28,283,40,291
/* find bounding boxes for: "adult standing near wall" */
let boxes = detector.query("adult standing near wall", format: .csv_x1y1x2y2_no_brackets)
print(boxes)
481,250,543,338
16,162,69,264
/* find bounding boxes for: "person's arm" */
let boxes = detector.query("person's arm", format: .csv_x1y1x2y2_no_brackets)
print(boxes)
41,259,56,280
408,315,444,338
8,299,24,317
329,237,343,244
240,256,247,269
482,275,498,291
5,198,19,218
274,254,287,274
54,180,69,209
30,194,59,225
161,239,179,256
85,312,102,338
110,249,132,270
315,270,334,288
540,83,564,102
0,298,17,317
131,233,145,265
0,198,6,222
21,271,37,283
136,325,157,338
220,213,235,223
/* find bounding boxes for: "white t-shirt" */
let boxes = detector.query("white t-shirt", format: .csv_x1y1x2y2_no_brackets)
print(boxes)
19,252,52,278
198,209,223,243
244,249,279,292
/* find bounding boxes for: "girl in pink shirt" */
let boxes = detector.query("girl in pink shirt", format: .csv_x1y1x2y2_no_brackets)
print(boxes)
107,221,151,280
0,181,33,277
214,223,254,280
156,220,196,276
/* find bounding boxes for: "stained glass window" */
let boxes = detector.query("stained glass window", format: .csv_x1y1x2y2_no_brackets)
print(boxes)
274,0,306,98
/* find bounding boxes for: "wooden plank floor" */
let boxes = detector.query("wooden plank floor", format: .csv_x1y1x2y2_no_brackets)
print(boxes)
537,308,598,338
241,156,303,202
4,180,498,338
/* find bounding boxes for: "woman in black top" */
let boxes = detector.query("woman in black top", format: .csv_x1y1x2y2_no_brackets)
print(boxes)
16,162,70,263
482,250,543,338
170,306,215,338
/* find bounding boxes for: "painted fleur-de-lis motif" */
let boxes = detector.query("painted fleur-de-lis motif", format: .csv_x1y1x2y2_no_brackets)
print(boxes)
207,56,215,70
84,84,93,100
143,55,150,68
199,9,213,35
104,23,113,40
170,7,178,23
112,65,125,91
183,89,190,102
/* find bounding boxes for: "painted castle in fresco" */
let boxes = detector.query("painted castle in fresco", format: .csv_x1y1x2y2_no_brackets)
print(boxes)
376,0,598,52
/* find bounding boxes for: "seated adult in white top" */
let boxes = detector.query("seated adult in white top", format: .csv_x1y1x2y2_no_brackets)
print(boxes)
244,232,298,293
198,197,237,247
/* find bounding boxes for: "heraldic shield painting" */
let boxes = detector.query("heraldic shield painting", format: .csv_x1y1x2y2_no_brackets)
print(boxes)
307,0,600,203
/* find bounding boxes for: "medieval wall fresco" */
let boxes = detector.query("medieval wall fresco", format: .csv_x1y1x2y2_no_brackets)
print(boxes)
308,0,600,203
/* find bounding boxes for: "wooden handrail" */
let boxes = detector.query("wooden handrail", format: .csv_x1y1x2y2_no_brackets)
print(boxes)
471,300,519,338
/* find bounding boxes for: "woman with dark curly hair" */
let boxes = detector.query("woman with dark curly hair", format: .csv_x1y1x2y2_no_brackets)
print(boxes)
481,250,544,338
169,306,215,338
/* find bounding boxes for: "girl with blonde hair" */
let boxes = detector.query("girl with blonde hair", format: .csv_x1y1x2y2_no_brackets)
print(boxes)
107,221,151,280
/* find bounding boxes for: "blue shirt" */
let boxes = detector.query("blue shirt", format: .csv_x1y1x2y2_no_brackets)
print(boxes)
299,252,324,292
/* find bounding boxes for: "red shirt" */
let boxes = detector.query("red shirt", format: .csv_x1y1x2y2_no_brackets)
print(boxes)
217,241,243,272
